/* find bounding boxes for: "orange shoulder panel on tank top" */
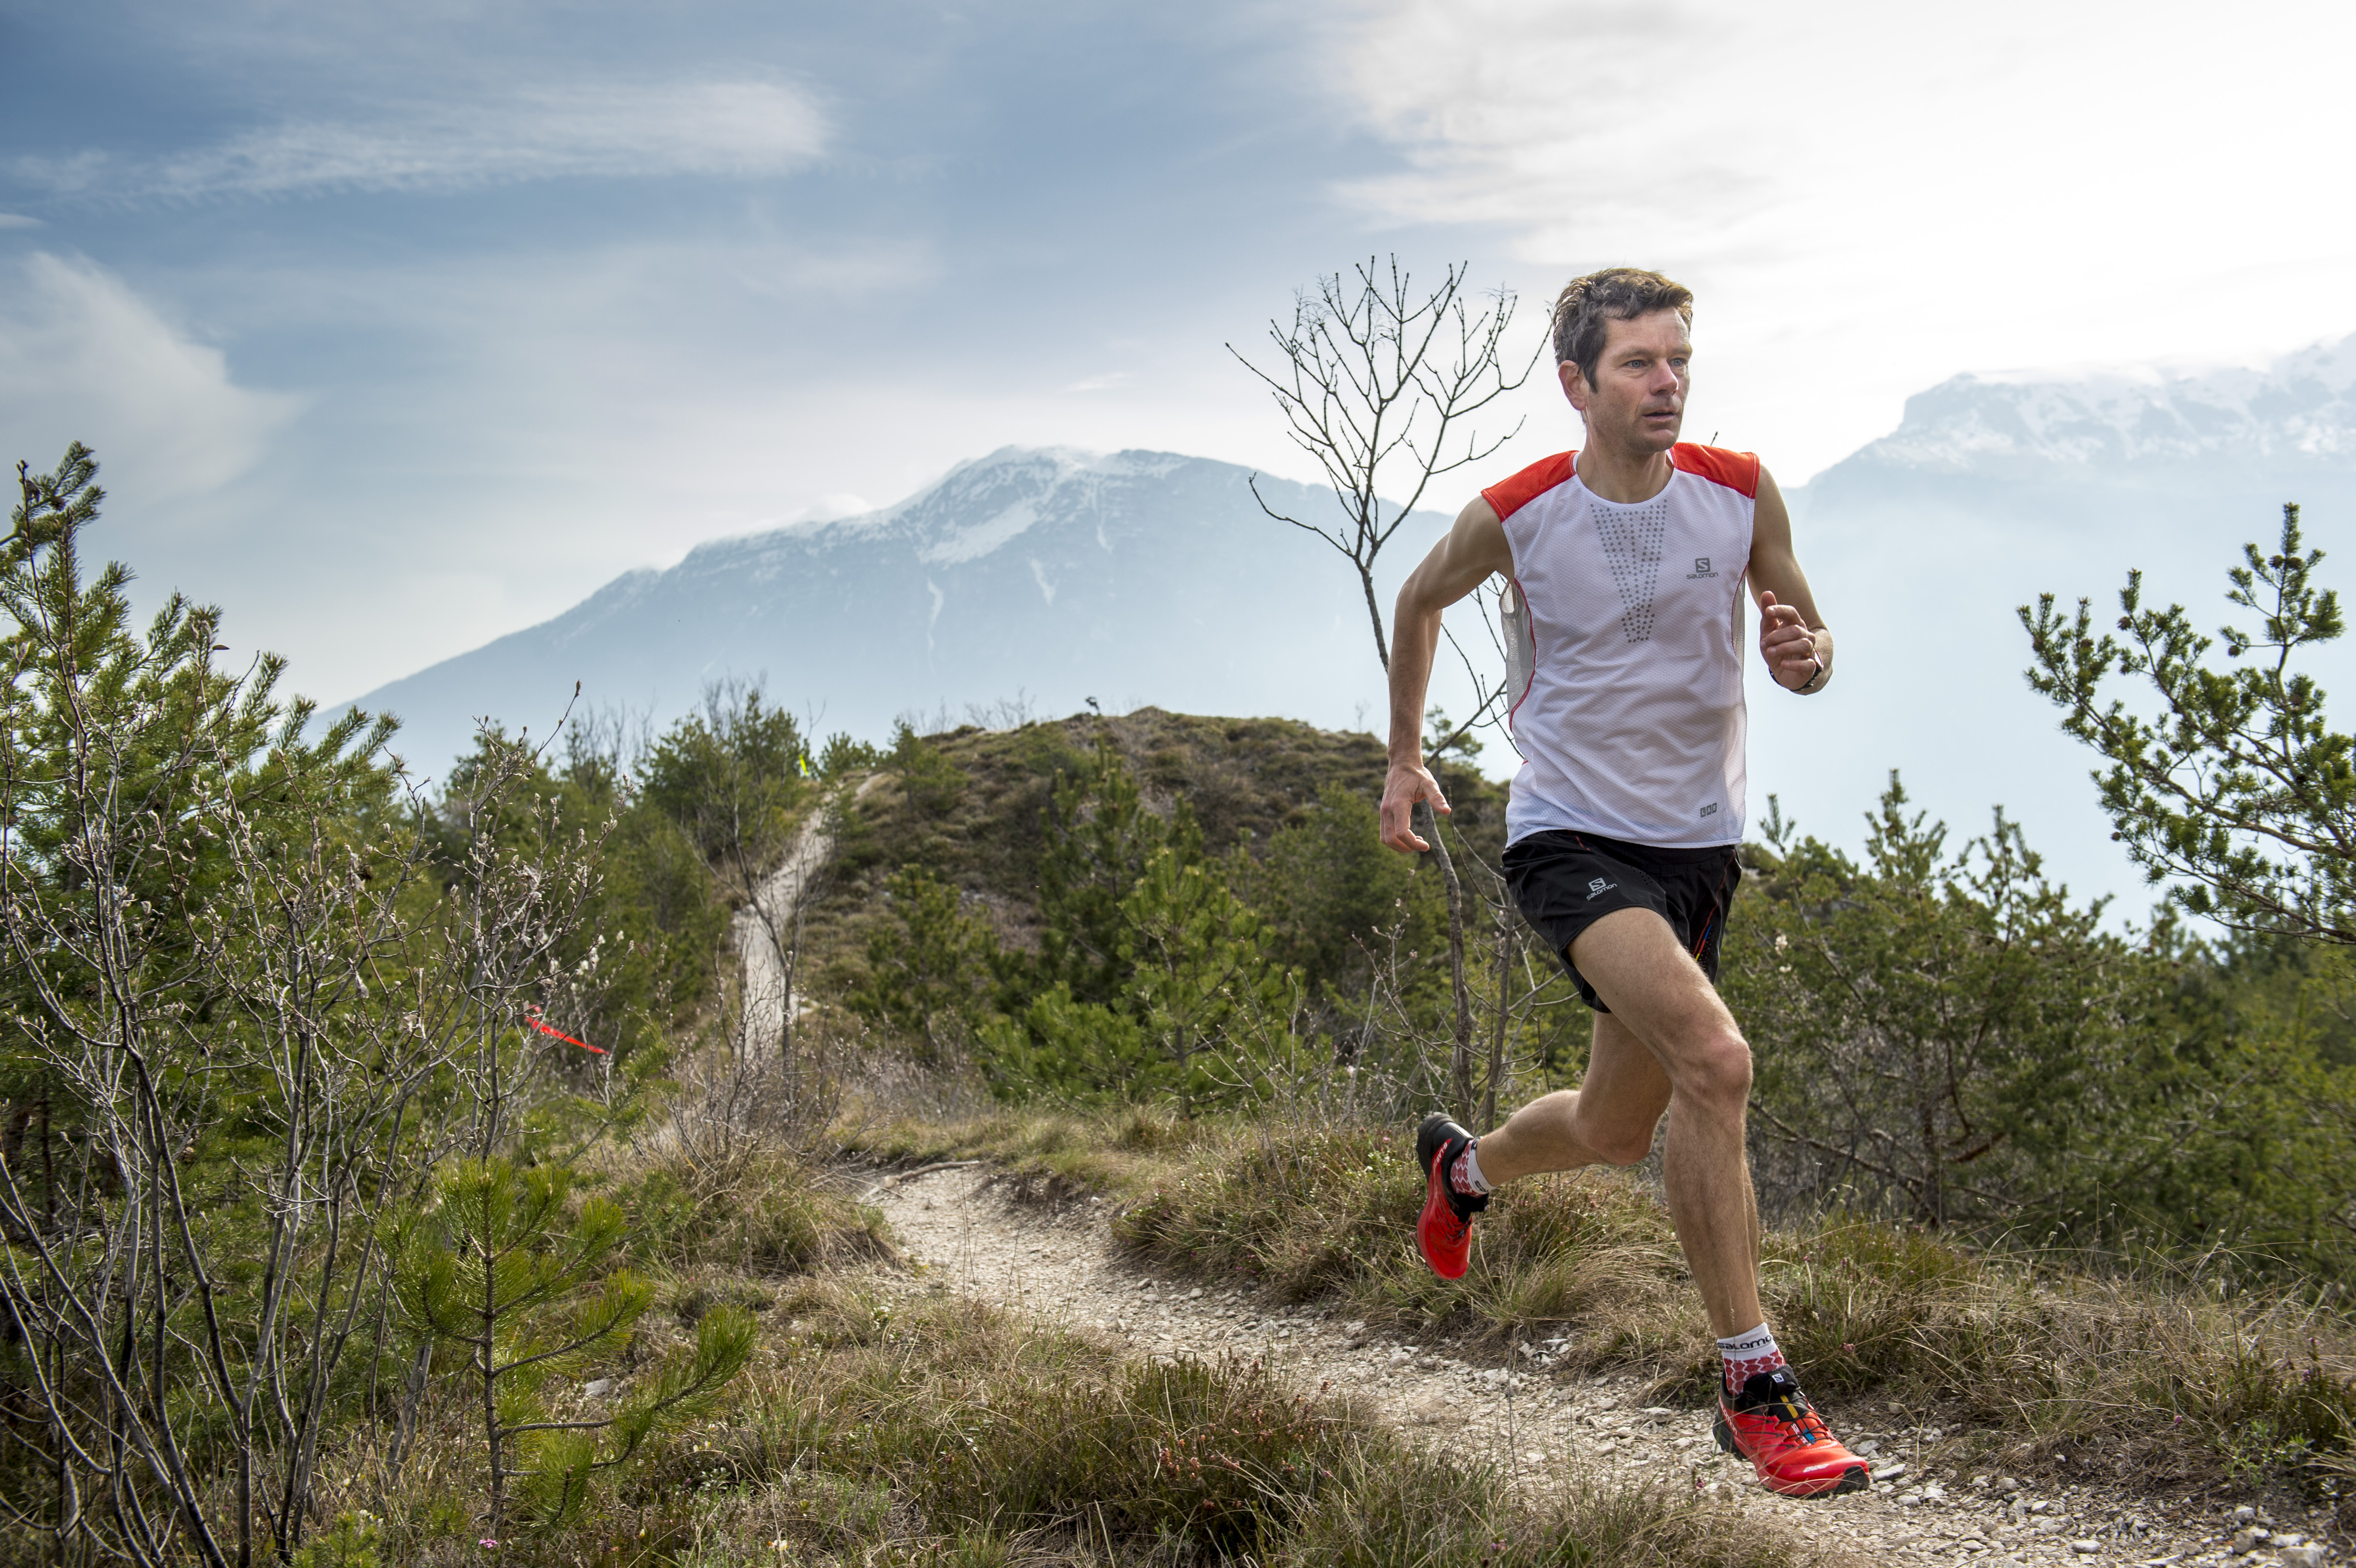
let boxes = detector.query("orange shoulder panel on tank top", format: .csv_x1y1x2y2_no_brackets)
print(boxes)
1670,443,1760,498
1480,451,1576,521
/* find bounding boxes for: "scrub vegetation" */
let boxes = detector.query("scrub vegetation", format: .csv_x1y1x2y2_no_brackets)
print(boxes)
11,431,2356,1566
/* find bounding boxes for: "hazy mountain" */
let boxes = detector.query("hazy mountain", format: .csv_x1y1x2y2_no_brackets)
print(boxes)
1762,336,2356,910
354,448,1455,779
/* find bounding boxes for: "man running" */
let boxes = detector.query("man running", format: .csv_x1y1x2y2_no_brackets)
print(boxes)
1379,267,1866,1499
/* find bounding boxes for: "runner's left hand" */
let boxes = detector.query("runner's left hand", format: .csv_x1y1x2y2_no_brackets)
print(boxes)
1757,591,1822,690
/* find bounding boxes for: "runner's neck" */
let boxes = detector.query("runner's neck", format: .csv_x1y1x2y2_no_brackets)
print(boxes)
1572,443,1677,504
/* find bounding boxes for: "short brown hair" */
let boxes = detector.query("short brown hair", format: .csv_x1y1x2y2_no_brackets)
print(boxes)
1551,268,1694,385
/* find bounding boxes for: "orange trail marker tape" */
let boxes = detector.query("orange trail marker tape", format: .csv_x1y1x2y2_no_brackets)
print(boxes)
523,1006,609,1056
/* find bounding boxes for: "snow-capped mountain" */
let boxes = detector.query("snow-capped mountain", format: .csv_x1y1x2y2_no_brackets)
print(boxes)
354,447,1451,777
1830,335,2356,476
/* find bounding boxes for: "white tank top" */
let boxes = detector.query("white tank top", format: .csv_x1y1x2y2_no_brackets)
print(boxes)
1486,445,1757,849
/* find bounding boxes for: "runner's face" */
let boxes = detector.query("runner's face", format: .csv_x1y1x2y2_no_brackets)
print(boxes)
1561,310,1690,455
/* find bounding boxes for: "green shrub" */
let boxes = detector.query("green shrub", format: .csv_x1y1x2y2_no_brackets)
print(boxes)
289,1511,381,1568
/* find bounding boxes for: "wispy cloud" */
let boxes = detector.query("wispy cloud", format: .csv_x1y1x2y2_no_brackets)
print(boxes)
0,252,297,501
0,213,43,229
1066,372,1133,393
20,78,827,201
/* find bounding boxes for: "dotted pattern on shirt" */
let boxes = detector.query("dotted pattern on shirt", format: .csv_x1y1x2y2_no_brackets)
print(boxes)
1592,495,1669,643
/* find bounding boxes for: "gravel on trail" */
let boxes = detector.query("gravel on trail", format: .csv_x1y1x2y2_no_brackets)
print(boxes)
862,1164,2336,1568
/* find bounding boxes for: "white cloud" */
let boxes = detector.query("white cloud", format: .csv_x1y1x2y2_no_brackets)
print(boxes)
0,253,295,500
23,78,827,202
1336,0,2356,477
1067,372,1134,393
0,214,41,230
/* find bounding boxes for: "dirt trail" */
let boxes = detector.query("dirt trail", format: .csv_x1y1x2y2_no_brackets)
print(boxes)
736,783,876,1055
863,1166,2313,1568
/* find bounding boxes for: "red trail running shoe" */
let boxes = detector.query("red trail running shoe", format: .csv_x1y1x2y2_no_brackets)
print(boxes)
1714,1368,1871,1498
1413,1113,1486,1280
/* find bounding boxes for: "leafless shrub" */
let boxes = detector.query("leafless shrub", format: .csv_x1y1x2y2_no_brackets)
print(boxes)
962,690,1038,731
0,447,604,1566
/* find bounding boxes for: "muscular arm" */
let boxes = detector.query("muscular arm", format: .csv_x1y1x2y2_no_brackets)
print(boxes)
1380,496,1514,852
1748,468,1834,693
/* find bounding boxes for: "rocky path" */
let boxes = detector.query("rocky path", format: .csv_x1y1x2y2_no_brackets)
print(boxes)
863,1165,2332,1568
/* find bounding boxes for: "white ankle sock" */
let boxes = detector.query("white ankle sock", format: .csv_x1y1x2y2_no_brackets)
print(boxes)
1717,1323,1788,1394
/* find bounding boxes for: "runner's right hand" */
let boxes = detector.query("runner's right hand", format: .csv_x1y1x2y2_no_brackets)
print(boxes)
1380,761,1451,853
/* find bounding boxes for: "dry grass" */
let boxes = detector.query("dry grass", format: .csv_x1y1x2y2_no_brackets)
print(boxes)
844,1099,1228,1201
363,1278,1837,1567
595,1128,895,1276
275,1109,1839,1567
1078,1115,2356,1499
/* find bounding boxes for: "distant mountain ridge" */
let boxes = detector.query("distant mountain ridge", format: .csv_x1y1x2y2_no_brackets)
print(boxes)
1830,334,2356,477
355,446,1444,778
357,335,2356,910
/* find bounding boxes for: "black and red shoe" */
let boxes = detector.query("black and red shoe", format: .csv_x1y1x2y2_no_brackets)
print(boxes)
1712,1368,1870,1498
1413,1113,1487,1280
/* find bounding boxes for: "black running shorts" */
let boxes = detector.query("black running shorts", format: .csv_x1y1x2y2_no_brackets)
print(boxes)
1502,829,1743,1013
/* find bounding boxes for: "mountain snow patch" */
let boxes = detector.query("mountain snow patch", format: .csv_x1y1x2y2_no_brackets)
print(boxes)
922,499,1040,565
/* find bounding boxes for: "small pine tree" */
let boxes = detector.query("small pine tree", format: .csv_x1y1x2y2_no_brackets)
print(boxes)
392,1157,753,1538
850,865,1000,1058
1032,738,1203,1005
289,1511,382,1568
887,719,967,816
2025,502,2356,942
1119,847,1301,1116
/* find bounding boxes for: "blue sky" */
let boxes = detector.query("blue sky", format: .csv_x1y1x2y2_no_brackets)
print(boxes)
5,0,2356,712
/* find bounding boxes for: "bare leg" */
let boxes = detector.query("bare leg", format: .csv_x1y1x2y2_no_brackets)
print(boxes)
1473,1012,1670,1178
1471,907,1762,1339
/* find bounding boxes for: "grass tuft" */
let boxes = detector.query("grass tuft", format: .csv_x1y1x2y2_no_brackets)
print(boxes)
603,1136,892,1275
621,1288,1833,1568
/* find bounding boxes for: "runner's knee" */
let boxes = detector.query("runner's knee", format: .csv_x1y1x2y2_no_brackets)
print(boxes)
1678,1030,1753,1112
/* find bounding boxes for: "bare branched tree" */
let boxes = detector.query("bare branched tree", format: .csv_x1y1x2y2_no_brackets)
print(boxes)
1232,257,1539,1112
1232,256,1538,671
